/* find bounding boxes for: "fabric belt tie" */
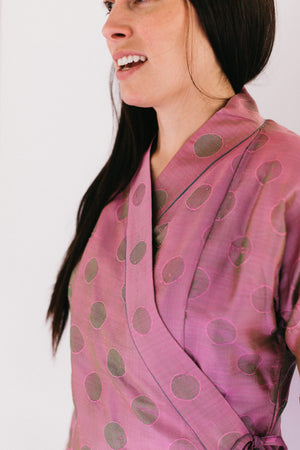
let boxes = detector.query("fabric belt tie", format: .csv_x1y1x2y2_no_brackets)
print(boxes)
243,434,287,449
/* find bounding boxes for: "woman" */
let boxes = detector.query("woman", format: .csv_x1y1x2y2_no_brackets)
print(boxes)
47,0,300,448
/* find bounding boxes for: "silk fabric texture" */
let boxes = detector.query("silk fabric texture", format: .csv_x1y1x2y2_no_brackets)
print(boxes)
67,89,300,449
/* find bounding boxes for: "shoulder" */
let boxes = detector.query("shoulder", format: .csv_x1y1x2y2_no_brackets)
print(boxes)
250,120,300,179
239,119,300,210
261,119,300,157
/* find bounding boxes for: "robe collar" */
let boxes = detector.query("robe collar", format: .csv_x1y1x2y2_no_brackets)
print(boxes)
152,88,265,221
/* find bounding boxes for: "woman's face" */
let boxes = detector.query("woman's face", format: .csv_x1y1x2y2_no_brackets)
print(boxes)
102,0,227,108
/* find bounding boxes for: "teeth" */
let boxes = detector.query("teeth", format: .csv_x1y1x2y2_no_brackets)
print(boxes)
117,55,147,67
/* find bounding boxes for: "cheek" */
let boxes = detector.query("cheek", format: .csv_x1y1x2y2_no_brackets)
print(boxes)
143,35,188,82
141,8,187,57
146,56,187,87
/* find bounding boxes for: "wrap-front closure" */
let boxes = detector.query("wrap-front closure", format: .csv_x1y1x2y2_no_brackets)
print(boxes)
125,148,254,449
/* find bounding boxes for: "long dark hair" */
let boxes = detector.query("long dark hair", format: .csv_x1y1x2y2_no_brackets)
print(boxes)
47,0,276,353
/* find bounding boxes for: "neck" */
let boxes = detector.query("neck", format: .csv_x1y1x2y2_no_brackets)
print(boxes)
151,85,234,180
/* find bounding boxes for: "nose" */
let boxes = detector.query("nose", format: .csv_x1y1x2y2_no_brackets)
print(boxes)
102,4,133,42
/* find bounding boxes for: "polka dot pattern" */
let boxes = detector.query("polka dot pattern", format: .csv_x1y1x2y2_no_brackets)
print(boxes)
70,325,84,353
194,134,222,157
68,89,300,447
202,225,212,243
241,415,255,432
162,256,185,284
154,189,167,210
231,154,242,172
104,422,127,450
271,201,286,234
153,223,168,248
256,160,282,184
132,183,146,206
68,284,72,300
188,268,210,298
90,302,107,328
85,258,98,283
251,286,273,313
130,241,147,265
248,133,268,152
238,354,261,375
117,201,128,221
121,284,126,302
169,440,197,450
107,349,125,377
186,185,211,210
207,319,237,344
216,192,236,220
218,432,242,450
171,374,200,400
117,238,126,261
133,307,152,334
131,395,159,425
85,372,102,401
229,236,252,267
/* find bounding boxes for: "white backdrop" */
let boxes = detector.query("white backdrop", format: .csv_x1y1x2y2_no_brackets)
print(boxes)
0,1,299,449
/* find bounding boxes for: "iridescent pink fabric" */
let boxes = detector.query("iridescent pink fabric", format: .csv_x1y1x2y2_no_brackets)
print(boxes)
67,89,300,449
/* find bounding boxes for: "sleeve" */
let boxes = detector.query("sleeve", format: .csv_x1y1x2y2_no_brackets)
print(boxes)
281,186,300,360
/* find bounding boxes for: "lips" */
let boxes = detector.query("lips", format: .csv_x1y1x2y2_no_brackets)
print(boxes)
115,59,147,80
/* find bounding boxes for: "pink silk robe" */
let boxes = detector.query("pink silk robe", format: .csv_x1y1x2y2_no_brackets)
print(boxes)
67,89,300,450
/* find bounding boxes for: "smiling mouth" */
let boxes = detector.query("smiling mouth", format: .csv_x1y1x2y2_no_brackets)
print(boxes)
119,60,147,71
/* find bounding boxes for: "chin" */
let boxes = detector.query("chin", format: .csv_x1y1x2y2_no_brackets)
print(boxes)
122,96,154,109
